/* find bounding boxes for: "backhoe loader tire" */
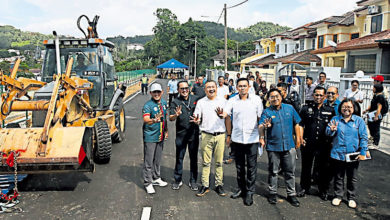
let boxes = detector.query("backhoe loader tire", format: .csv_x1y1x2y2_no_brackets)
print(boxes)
112,97,126,143
93,120,112,164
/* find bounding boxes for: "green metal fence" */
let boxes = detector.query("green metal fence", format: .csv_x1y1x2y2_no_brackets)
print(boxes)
116,69,156,83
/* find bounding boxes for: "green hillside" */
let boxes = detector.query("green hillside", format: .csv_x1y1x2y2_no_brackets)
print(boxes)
237,21,291,39
0,25,52,50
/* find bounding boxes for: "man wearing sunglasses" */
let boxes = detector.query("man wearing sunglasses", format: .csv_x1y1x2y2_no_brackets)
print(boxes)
324,86,341,116
169,81,201,191
298,87,335,200
142,83,169,194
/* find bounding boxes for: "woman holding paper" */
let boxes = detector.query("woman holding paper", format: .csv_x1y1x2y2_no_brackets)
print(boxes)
363,84,386,148
326,99,368,209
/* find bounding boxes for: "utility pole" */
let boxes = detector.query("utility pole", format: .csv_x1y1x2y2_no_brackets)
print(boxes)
224,3,228,72
185,37,198,80
194,36,197,80
236,41,239,62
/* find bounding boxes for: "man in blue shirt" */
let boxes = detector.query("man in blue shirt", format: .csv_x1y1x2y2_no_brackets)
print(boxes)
259,88,302,207
142,83,169,194
167,74,178,106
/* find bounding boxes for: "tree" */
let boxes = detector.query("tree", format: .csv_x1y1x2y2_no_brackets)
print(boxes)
0,61,10,72
152,8,180,62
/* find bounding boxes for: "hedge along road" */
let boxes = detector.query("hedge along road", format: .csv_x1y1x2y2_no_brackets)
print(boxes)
4,78,390,220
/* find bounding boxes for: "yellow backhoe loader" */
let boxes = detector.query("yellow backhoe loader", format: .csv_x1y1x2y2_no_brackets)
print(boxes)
0,15,126,174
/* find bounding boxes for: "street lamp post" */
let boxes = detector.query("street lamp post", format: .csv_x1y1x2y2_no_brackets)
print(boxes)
185,37,197,80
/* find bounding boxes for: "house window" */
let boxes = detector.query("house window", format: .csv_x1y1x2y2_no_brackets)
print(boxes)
351,33,359,40
276,44,279,53
352,54,376,73
318,36,324,49
312,39,315,49
333,34,338,43
285,44,287,53
371,14,383,33
267,47,269,53
299,39,304,51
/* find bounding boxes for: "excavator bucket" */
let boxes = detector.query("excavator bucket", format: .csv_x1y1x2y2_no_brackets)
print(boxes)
0,126,94,174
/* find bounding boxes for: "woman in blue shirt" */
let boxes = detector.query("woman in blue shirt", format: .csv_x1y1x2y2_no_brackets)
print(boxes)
326,99,368,209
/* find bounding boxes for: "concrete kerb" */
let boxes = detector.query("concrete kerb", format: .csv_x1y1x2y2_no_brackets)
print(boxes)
377,128,390,155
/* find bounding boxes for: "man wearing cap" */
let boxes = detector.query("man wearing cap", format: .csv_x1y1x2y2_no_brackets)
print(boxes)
142,83,169,194
373,75,388,99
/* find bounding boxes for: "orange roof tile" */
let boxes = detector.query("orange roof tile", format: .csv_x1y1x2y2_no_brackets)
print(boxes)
312,29,390,54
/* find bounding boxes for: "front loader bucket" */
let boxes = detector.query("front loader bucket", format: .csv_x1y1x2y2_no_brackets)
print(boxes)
0,127,94,174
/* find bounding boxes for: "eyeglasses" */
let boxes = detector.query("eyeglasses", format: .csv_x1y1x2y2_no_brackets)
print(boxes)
151,91,162,94
341,106,353,109
179,87,189,91
319,76,326,78
314,94,324,97
327,92,336,95
237,85,248,88
269,95,281,100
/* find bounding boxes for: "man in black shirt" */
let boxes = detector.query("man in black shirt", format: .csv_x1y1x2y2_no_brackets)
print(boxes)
191,75,206,98
170,80,200,191
298,87,335,200
277,83,301,112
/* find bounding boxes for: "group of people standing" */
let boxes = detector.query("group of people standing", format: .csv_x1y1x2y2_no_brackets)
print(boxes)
141,71,384,209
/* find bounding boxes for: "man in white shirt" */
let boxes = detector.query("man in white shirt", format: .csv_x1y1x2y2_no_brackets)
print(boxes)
217,76,230,99
220,78,263,206
343,80,364,104
192,80,230,197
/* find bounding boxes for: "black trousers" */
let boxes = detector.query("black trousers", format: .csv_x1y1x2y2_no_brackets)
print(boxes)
168,93,178,106
300,144,332,194
231,142,258,194
173,134,199,184
368,120,381,145
332,159,359,200
141,84,148,94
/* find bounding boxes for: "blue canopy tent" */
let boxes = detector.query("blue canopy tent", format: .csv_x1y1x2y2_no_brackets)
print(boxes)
157,59,189,79
157,58,189,69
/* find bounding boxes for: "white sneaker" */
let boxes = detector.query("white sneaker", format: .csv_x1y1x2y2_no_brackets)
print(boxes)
145,184,155,194
332,198,342,206
152,178,168,187
348,200,357,209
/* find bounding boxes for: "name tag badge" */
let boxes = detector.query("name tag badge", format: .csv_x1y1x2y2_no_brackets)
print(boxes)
271,116,276,119
154,107,158,111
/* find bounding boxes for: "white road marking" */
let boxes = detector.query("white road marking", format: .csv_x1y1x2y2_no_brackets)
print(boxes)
125,116,137,119
141,207,152,220
123,79,156,105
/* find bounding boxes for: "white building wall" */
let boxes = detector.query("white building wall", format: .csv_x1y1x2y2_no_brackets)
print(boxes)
274,37,296,58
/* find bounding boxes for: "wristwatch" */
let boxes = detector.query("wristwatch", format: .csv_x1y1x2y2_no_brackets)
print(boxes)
260,136,265,139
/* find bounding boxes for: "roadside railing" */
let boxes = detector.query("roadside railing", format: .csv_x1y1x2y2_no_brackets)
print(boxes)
116,69,156,87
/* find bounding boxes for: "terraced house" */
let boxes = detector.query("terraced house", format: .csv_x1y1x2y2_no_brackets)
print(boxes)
312,0,390,81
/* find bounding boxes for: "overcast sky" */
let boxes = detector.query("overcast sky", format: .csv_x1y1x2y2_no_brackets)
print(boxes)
0,0,359,38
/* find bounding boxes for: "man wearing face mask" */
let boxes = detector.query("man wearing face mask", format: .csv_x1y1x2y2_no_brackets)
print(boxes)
169,81,201,191
298,87,335,200
142,83,169,194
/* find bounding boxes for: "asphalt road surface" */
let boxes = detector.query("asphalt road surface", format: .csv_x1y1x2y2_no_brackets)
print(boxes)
4,79,390,220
